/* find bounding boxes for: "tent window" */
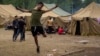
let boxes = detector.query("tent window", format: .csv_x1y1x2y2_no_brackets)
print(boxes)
75,21,81,35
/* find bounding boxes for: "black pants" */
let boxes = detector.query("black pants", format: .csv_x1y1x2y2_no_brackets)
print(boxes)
23,29,25,40
31,26,45,36
47,26,54,33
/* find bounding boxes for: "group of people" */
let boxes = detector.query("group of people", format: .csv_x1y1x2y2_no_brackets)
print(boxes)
12,16,26,42
46,17,67,35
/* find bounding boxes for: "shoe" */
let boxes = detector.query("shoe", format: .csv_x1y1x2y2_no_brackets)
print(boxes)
37,46,40,53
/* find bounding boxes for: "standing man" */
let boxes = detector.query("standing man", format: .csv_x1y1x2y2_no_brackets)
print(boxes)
22,16,26,41
12,16,19,42
18,2,57,53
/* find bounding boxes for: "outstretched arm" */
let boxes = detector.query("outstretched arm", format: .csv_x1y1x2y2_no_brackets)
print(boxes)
16,7,32,12
44,5,58,13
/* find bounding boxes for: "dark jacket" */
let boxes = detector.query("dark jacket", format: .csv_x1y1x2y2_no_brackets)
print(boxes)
18,20,26,30
13,19,19,29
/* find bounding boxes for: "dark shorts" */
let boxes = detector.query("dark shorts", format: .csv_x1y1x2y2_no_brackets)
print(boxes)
31,26,45,36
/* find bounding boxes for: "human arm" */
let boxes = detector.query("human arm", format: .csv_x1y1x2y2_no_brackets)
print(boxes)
16,7,32,12
12,20,15,27
43,5,58,13
12,20,18,28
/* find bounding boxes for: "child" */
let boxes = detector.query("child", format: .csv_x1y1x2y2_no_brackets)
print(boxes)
58,27,65,35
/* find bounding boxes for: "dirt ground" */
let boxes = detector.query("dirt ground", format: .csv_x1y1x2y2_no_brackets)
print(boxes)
0,28,100,56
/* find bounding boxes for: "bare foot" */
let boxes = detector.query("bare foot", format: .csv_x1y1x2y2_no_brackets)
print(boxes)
42,34,47,37
37,46,40,53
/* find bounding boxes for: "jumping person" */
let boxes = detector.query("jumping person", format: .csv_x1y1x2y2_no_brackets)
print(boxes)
17,2,58,53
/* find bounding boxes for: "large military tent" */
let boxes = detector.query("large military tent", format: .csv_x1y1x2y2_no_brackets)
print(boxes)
41,16,67,28
68,2,100,36
0,4,22,26
72,2,100,20
18,12,31,17
40,3,71,27
74,8,84,14
58,16,71,23
0,4,22,17
41,3,71,17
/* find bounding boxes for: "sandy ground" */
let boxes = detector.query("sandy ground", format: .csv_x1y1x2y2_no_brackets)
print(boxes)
0,28,100,56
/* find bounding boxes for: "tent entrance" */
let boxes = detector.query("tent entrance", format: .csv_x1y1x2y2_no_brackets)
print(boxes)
75,21,81,35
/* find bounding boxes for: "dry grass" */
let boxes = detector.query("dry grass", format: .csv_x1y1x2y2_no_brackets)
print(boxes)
0,28,100,56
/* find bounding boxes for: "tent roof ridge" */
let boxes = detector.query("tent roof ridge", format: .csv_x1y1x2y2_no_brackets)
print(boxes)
43,3,71,16
43,3,60,16
0,6,11,15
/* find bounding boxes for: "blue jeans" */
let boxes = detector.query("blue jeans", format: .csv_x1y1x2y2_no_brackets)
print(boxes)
14,29,25,41
13,28,18,41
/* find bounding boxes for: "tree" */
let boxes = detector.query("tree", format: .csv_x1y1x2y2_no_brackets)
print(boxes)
0,0,100,13
0,0,3,4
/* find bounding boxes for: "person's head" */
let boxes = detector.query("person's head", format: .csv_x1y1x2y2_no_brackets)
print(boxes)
20,16,23,18
19,16,24,20
36,2,44,10
14,16,18,20
49,17,52,20
15,16,18,18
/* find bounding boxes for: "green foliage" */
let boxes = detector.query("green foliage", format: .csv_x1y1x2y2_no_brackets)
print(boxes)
0,0,100,13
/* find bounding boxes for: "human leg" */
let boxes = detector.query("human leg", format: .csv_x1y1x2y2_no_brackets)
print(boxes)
31,26,40,53
14,29,20,41
20,29,25,42
20,30,24,42
13,29,16,41
33,36,40,53
38,26,47,37
22,29,25,41
13,28,18,41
